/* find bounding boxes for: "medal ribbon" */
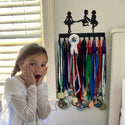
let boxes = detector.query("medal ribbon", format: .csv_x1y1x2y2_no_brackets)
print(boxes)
70,45,78,55
90,40,99,100
86,40,92,100
77,40,82,102
96,38,102,97
57,39,63,92
72,53,81,96
69,34,80,96
81,39,87,92
62,39,68,91
68,43,71,85
101,38,107,101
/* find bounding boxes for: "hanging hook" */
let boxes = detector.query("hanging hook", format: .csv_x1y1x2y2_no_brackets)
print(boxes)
103,36,106,41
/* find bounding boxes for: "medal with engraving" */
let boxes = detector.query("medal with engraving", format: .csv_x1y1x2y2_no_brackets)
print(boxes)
99,103,106,110
93,98,102,108
76,103,84,111
71,97,78,106
88,101,94,108
58,98,70,109
68,88,73,96
58,99,66,109
58,92,65,99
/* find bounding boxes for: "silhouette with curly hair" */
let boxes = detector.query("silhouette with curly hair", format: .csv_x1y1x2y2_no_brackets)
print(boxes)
91,10,98,32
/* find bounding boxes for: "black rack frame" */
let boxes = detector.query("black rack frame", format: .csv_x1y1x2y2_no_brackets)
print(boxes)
59,32,105,39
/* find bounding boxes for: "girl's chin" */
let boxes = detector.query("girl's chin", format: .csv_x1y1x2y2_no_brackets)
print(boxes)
35,78,40,82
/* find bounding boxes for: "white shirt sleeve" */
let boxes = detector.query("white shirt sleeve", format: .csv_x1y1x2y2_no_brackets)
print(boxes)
10,85,37,123
37,81,51,119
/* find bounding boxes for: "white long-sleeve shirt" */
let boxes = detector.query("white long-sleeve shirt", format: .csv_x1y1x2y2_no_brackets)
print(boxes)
4,76,51,125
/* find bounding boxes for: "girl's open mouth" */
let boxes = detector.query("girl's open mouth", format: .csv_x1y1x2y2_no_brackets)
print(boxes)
34,75,41,82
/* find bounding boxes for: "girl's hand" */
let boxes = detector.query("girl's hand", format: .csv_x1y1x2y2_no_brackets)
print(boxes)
22,66,36,87
36,67,48,86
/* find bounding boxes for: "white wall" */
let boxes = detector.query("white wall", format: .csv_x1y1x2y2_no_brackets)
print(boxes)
48,0,125,125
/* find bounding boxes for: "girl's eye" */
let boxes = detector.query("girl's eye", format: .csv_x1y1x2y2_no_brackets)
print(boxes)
30,63,36,66
41,64,46,67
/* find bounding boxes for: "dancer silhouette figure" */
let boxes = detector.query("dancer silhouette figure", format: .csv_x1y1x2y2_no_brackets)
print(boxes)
91,10,98,32
64,11,74,34
75,9,91,26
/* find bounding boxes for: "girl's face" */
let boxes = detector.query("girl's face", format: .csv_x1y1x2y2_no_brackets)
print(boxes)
19,53,48,82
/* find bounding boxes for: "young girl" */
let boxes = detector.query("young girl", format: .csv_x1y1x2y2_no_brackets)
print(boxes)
3,43,51,125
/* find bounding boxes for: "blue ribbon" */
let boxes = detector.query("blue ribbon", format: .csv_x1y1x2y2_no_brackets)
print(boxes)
90,40,99,100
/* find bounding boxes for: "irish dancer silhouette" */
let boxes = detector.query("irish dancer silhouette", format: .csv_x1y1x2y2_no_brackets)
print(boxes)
75,9,91,26
91,10,98,32
64,11,74,34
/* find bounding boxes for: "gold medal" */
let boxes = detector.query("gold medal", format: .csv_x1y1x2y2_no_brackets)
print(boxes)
99,103,106,110
72,97,78,103
71,97,79,106
58,92,65,99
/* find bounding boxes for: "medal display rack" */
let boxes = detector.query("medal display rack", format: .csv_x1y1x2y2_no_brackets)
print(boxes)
57,10,107,111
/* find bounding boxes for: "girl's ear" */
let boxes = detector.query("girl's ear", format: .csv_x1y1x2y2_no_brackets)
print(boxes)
19,64,23,70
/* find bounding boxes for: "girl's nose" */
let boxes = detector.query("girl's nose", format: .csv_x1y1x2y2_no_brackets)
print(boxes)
35,66,44,73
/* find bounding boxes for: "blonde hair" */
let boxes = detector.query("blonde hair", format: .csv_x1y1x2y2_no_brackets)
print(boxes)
11,43,48,76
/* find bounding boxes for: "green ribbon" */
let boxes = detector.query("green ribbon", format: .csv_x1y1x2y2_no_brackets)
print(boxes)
86,54,92,100
57,40,63,92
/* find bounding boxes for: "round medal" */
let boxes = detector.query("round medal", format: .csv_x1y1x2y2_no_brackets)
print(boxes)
82,100,87,108
71,97,78,106
94,99,102,108
58,92,65,99
69,34,79,46
88,101,94,108
99,103,106,110
68,88,73,96
76,104,84,111
94,101,102,108
58,100,66,109
72,97,78,103
63,98,70,108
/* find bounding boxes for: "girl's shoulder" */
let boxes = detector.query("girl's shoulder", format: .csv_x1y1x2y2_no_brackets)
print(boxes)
4,76,26,96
